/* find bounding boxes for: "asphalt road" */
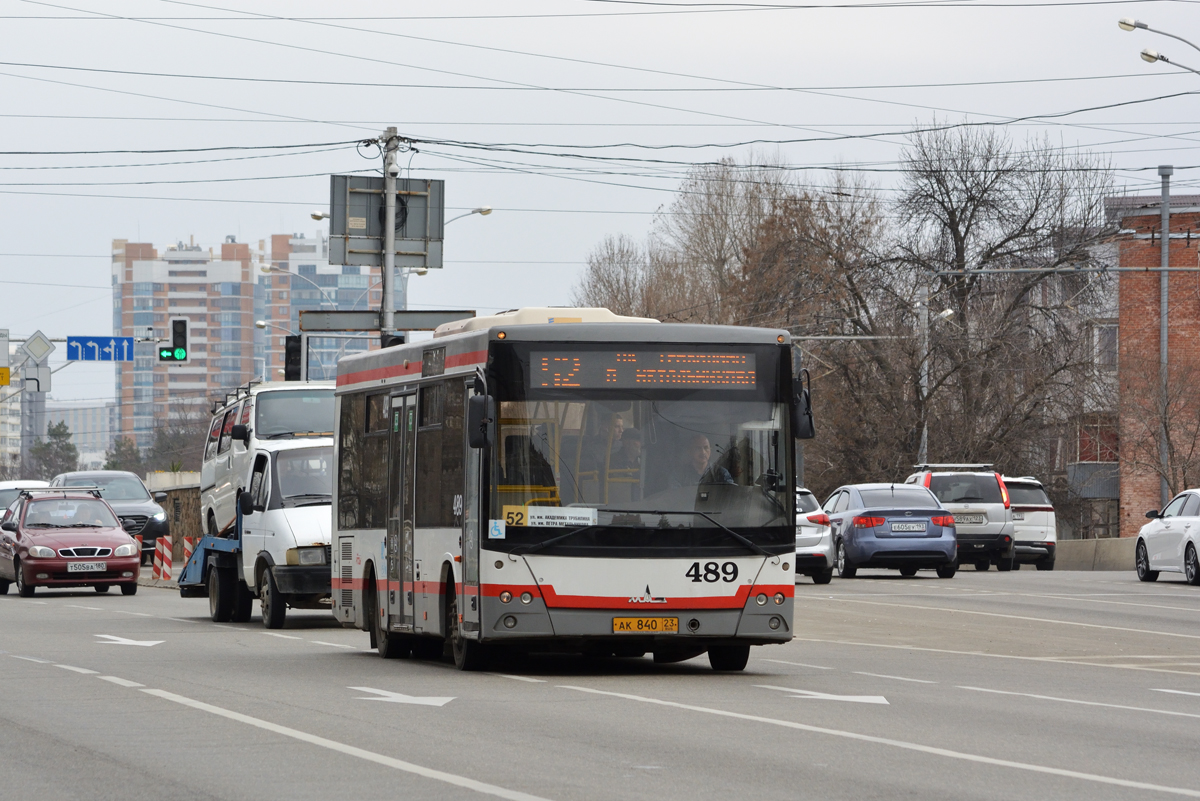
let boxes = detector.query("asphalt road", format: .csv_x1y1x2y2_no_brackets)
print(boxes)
4,567,1200,801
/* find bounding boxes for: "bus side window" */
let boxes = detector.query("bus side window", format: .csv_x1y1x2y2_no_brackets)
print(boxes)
204,415,223,461
338,394,365,529
361,393,390,528
415,383,445,528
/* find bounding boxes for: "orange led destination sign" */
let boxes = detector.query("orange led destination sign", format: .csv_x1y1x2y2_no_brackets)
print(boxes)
531,350,756,390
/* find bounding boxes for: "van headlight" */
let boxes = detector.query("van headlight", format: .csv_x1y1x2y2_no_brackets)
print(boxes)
114,543,137,557
27,546,56,558
286,547,326,566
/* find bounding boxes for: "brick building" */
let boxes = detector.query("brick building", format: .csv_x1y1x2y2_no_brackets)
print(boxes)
1111,195,1200,536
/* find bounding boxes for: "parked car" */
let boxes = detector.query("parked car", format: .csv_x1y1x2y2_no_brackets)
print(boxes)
49,471,168,564
0,488,140,596
1003,476,1056,570
1136,490,1200,584
0,480,49,509
824,483,958,578
905,464,1014,571
795,488,833,584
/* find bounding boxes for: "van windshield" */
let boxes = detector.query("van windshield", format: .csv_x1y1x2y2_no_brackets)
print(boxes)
256,389,335,439
274,446,333,506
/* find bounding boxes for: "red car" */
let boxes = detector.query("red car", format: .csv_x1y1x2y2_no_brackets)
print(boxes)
0,489,141,596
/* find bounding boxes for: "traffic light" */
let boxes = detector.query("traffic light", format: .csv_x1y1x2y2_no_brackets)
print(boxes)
284,335,302,381
381,333,405,349
158,317,189,363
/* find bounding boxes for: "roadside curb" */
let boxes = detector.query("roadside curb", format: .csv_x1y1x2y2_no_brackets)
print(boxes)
137,576,178,590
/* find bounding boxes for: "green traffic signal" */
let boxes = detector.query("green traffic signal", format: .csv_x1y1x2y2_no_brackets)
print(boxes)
174,347,186,359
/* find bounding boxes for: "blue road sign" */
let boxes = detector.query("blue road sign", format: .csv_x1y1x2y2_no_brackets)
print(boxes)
67,336,134,362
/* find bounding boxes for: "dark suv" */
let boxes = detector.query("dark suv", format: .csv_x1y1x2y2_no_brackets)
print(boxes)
904,465,1015,571
49,471,169,564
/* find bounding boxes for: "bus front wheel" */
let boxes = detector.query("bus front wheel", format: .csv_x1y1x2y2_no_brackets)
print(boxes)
447,584,488,671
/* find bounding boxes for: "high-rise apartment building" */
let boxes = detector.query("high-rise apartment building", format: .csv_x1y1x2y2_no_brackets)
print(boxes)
112,238,261,449
44,400,117,469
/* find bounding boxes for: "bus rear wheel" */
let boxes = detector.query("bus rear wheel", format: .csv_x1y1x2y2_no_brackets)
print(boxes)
708,645,750,672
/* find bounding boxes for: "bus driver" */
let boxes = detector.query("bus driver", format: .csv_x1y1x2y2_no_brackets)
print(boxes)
670,433,735,488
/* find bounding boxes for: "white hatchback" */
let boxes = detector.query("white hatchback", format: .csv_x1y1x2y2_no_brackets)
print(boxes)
1137,490,1200,585
795,488,833,584
1003,476,1056,571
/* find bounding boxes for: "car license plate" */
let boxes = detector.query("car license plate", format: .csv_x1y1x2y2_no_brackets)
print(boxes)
1012,511,1025,521
613,617,678,634
891,522,926,532
67,561,106,573
956,514,986,525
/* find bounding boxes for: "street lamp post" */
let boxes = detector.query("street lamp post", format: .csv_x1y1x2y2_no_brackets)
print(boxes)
1120,17,1200,75
260,265,337,307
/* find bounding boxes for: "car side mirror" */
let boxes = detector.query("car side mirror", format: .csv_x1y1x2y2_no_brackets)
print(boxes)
239,492,254,517
467,394,495,449
122,519,137,532
1,520,16,532
153,491,168,502
791,372,815,440
1146,509,1162,519
231,424,251,446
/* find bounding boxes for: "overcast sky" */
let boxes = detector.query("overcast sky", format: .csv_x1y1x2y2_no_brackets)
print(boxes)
3,0,1197,401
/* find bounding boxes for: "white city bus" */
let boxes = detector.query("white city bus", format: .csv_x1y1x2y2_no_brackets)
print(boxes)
332,308,812,671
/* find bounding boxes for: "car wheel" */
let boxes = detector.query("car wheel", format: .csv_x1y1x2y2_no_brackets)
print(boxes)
996,558,1012,572
260,568,286,629
0,578,9,595
94,584,110,593
812,568,833,585
1186,545,1200,586
15,561,33,597
208,565,234,622
974,561,990,571
1136,541,1159,582
120,583,137,596
448,583,488,671
207,513,218,539
708,645,751,672
1036,558,1055,571
936,563,957,579
899,566,918,577
836,540,857,579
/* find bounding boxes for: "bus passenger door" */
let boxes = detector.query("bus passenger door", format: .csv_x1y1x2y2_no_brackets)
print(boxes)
461,415,482,636
387,393,417,630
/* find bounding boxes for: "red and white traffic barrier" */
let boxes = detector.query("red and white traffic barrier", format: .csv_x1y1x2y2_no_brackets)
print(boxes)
152,537,163,580
134,534,143,560
160,537,173,581
183,537,195,567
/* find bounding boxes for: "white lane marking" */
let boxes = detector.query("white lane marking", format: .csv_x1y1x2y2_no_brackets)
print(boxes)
98,675,144,688
311,640,355,649
95,634,163,647
161,618,197,624
10,655,51,663
761,659,834,670
1152,689,1200,697
756,684,889,705
349,687,456,707
958,686,1200,720
488,673,546,683
798,596,1200,641
263,632,302,640
114,611,154,617
559,685,1200,798
66,605,102,611
140,688,551,801
55,664,99,675
795,637,1200,677
854,672,936,684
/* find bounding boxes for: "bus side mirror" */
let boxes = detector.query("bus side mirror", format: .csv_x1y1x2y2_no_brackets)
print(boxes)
239,492,254,517
467,395,495,449
792,373,815,440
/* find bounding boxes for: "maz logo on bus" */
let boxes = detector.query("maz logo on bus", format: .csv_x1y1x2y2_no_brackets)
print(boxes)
685,562,739,583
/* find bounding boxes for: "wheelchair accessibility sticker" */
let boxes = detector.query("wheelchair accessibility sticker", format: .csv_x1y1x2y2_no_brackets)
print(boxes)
488,519,506,540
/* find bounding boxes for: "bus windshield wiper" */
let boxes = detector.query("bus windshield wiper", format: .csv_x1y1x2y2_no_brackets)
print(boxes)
605,509,772,557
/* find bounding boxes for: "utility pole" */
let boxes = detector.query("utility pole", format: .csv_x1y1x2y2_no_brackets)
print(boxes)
1160,164,1172,507
918,284,930,465
381,127,398,345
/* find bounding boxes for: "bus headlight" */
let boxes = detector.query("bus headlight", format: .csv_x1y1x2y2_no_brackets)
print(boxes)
755,593,767,606
499,591,512,603
520,592,533,604
773,593,785,605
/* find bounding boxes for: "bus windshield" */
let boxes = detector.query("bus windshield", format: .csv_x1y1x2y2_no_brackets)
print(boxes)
487,342,792,551
256,389,335,439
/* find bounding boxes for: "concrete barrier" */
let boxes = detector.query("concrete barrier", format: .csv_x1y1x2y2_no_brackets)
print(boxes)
1054,538,1136,571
